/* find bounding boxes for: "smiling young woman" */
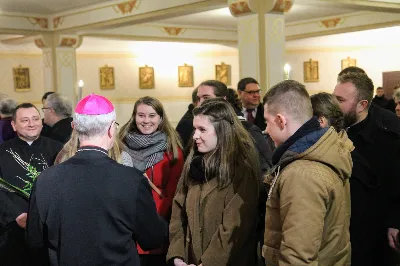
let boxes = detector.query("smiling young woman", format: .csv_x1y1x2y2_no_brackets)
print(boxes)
118,96,184,266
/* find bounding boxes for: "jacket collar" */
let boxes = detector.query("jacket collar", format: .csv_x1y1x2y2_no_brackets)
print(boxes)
348,105,400,144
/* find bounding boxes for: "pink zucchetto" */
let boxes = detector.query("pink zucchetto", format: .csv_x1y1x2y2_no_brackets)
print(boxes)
75,94,114,115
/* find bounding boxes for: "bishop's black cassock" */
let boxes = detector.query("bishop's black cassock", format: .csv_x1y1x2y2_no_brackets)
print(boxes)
27,146,168,266
0,136,63,266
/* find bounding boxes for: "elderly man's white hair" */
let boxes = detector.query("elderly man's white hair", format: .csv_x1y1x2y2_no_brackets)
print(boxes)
74,110,116,141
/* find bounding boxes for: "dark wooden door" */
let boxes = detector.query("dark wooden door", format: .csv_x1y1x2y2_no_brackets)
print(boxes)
382,71,400,99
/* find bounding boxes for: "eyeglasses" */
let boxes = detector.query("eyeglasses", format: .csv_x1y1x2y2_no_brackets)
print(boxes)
41,107,51,111
243,90,261,96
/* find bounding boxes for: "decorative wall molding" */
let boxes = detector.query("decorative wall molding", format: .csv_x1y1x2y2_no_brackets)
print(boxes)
26,17,48,29
163,27,186,36
229,1,252,16
53,17,64,29
319,17,343,28
113,0,140,15
59,38,77,47
272,0,294,13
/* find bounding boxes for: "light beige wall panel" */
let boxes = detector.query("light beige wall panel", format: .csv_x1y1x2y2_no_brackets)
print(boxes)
0,54,44,103
76,51,239,127
286,45,400,95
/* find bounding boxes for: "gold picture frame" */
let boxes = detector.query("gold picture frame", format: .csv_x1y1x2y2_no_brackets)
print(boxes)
139,65,155,89
215,62,231,85
341,57,357,70
13,65,31,92
304,59,319,83
178,64,194,87
99,65,115,90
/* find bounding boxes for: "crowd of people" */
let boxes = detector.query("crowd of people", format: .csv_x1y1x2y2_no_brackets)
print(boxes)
0,66,399,266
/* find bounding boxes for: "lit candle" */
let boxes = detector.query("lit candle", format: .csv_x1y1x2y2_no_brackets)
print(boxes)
284,64,291,80
77,80,84,100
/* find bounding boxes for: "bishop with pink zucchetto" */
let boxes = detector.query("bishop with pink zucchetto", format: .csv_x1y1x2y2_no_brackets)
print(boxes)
27,93,167,266
75,93,114,115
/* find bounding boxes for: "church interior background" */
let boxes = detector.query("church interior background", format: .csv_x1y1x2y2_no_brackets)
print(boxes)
0,0,399,126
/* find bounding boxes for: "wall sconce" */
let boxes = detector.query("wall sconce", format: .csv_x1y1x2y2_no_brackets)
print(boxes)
284,63,291,80
77,80,84,101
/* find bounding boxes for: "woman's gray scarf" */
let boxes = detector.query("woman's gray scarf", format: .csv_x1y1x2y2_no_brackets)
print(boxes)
124,131,167,173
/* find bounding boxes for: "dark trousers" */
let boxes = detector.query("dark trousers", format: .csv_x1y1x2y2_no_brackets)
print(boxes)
140,254,167,266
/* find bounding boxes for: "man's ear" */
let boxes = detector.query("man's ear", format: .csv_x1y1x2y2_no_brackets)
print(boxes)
275,114,286,130
357,100,369,113
11,120,16,132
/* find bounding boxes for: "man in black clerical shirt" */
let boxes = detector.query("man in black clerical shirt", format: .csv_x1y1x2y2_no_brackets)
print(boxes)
0,103,63,266
27,94,167,266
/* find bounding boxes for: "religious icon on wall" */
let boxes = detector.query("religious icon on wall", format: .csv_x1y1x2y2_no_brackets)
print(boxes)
99,65,115,90
139,65,155,89
178,64,194,87
304,59,319,83
341,57,357,70
13,65,31,92
215,62,231,85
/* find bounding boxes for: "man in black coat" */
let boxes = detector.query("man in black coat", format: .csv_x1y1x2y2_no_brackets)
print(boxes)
334,70,400,265
237,77,266,131
27,94,167,266
0,103,63,266
176,87,199,150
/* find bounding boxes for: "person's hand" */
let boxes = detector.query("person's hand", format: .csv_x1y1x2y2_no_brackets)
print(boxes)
388,228,400,251
174,258,187,266
173,258,196,266
15,213,27,229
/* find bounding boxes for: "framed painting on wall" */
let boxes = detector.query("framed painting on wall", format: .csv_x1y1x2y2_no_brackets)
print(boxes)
215,62,231,85
341,57,357,70
13,66,31,92
139,65,155,89
178,64,194,87
99,65,115,90
304,59,319,83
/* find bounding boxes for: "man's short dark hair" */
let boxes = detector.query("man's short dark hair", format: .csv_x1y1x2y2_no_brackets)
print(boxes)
263,80,312,122
42,91,55,102
199,80,228,98
192,87,199,104
237,77,259,91
376,87,383,91
338,66,366,77
12,103,40,121
337,72,374,106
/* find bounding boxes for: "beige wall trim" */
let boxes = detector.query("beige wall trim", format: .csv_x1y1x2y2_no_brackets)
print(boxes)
286,20,400,41
147,23,237,32
31,97,191,106
0,52,41,58
57,1,225,33
286,11,369,27
81,33,237,45
110,96,192,103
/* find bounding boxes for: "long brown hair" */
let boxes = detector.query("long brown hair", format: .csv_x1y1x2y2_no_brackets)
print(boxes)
118,96,182,161
183,98,259,189
55,130,124,164
310,92,344,132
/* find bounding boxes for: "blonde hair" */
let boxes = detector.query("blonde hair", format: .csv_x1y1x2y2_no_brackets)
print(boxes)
118,96,182,162
55,129,124,164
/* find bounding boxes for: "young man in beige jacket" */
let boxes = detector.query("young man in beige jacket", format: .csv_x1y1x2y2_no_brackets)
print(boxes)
262,80,352,266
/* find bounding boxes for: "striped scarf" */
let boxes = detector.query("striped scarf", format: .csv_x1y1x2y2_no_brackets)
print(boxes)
124,131,167,173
